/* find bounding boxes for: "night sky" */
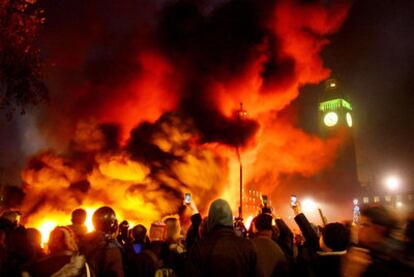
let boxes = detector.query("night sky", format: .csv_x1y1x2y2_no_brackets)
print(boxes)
296,0,414,192
1,0,414,195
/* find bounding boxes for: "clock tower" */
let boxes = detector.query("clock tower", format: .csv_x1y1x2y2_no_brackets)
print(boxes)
319,78,353,134
272,78,361,221
317,78,360,214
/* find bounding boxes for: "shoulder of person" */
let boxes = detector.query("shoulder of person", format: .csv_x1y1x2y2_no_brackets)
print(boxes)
106,238,123,249
50,254,86,277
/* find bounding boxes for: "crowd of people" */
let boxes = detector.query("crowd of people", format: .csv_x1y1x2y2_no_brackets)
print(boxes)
0,197,413,276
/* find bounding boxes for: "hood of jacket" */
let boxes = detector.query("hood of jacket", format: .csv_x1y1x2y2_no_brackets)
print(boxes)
207,199,233,232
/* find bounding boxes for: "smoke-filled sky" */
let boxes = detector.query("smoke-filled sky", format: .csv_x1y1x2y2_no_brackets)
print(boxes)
1,0,414,199
295,0,414,191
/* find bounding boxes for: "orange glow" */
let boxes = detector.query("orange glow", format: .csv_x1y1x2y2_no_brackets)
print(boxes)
245,215,254,230
21,1,351,232
29,206,139,247
84,207,97,233
38,221,57,246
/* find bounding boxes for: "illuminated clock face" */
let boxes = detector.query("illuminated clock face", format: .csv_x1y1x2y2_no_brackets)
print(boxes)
346,112,352,127
323,112,338,127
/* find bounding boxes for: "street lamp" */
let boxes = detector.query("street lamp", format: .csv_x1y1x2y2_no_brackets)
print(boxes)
385,176,401,191
235,102,247,220
302,198,317,212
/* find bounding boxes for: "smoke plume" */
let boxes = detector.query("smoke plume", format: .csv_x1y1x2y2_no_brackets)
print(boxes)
21,0,350,226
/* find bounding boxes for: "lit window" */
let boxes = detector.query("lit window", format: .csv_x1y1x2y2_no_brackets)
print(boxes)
385,196,391,202
374,196,380,203
363,197,369,204
396,195,402,201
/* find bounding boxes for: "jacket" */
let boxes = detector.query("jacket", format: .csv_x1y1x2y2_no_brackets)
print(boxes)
26,252,88,277
252,231,288,277
80,232,124,277
294,213,345,277
185,226,259,277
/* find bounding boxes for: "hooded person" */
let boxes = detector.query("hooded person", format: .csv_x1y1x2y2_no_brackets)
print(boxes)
185,199,260,277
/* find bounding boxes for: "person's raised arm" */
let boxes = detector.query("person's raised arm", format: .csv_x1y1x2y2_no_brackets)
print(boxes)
292,201,319,251
185,200,202,249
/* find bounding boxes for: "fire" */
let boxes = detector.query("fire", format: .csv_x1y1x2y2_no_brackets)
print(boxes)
38,221,56,246
84,207,97,233
31,206,131,246
19,0,352,230
245,215,254,230
29,207,96,246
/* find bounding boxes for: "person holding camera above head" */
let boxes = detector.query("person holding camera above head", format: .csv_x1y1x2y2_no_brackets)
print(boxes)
80,206,124,277
292,199,349,277
181,193,202,250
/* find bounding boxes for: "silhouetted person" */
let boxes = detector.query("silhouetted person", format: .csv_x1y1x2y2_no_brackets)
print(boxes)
1,210,29,276
163,217,186,276
185,199,259,277
80,206,124,277
354,205,413,276
293,201,349,277
26,226,88,277
252,213,288,277
68,208,88,243
25,228,45,267
117,220,130,247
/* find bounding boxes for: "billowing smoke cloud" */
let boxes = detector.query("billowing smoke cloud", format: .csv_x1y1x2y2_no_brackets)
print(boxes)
22,114,229,226
21,0,350,226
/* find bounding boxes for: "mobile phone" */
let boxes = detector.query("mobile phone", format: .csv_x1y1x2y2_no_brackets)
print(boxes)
261,195,268,206
184,193,191,204
291,195,297,207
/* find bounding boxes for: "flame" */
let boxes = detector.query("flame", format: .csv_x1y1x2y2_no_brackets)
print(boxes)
245,215,254,230
28,207,95,246
30,206,136,246
20,0,352,229
84,207,97,233
38,221,57,246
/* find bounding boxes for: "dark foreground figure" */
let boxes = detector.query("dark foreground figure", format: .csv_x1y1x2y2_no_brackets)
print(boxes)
185,199,259,277
1,196,413,277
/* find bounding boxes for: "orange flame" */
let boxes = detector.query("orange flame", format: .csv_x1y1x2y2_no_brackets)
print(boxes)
21,1,352,232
